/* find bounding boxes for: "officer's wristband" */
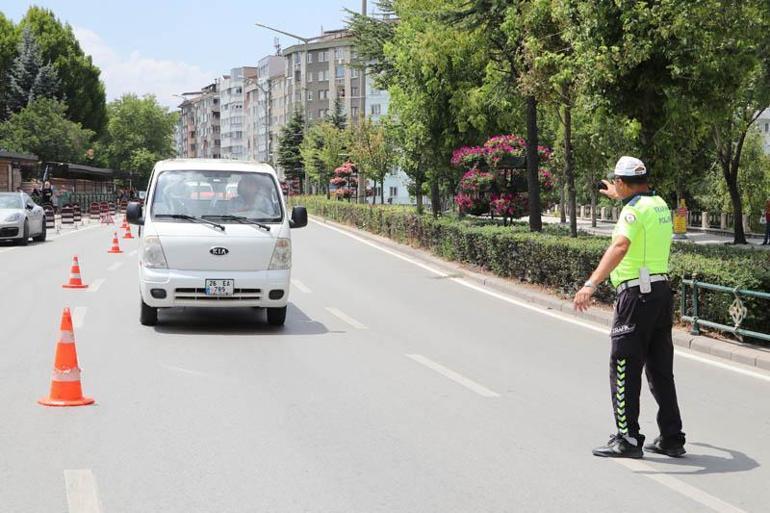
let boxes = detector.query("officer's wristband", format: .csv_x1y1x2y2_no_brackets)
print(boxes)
584,280,596,289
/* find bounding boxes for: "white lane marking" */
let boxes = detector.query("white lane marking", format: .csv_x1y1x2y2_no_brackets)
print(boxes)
291,279,312,293
71,307,87,329
107,261,124,272
0,246,18,254
161,364,214,378
128,249,137,256
87,279,105,292
615,459,748,513
64,469,101,513
406,353,500,397
325,307,367,329
310,219,770,384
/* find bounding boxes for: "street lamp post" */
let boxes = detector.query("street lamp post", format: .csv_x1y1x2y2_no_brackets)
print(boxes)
251,80,272,164
255,22,321,193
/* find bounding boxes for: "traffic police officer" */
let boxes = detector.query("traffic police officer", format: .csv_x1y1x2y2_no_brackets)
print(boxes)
573,156,686,459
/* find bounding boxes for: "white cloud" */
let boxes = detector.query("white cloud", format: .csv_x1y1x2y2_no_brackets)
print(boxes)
73,27,214,109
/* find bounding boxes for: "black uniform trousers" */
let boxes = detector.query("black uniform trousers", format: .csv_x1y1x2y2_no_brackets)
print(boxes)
609,281,684,439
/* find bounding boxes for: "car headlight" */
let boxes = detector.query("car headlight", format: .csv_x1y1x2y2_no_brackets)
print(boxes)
4,212,23,222
142,236,168,269
269,238,291,270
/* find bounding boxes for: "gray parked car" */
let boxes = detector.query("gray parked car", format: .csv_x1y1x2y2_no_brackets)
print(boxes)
0,192,46,245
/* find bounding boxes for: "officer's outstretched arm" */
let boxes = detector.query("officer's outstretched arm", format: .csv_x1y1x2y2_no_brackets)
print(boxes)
574,236,630,312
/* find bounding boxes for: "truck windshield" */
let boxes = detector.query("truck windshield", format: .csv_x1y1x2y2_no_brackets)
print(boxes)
150,170,282,222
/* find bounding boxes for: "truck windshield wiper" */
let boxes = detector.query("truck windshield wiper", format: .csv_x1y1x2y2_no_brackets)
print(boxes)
202,215,271,232
155,214,225,231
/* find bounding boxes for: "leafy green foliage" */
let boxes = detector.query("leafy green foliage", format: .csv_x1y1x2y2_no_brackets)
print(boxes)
0,13,20,121
346,117,396,203
18,6,107,134
6,27,59,115
277,109,305,184
97,94,176,178
0,98,93,162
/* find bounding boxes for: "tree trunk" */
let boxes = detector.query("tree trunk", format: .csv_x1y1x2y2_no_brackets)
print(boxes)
559,182,566,223
430,175,440,219
381,178,385,205
526,96,542,232
563,102,577,237
415,173,424,214
725,169,747,244
590,188,597,228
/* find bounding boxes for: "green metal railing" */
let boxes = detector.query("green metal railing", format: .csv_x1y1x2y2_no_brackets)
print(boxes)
680,278,770,342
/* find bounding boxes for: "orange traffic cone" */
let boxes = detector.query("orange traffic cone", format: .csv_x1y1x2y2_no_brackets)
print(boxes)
120,216,128,229
62,256,89,289
107,232,123,254
122,224,134,239
38,308,94,407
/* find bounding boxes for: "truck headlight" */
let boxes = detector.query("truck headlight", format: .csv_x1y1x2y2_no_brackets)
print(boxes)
269,238,291,270
142,236,168,269
4,212,23,222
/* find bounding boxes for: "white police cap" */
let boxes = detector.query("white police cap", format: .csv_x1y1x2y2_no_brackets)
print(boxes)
609,156,647,179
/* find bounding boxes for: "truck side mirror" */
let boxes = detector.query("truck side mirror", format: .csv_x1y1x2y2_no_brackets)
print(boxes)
126,202,144,225
289,206,307,228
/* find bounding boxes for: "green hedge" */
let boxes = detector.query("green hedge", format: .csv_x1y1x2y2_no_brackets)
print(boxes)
293,196,770,342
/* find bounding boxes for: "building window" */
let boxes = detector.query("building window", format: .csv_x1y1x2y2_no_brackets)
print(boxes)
336,65,345,78
370,104,381,115
389,186,398,197
294,53,300,64
765,122,769,133
319,51,328,62
351,86,359,97
307,90,313,101
337,87,345,98
351,67,359,78
351,106,359,118
319,89,329,100
308,111,313,120
335,47,344,60
307,52,313,63
318,70,328,81
307,72,312,83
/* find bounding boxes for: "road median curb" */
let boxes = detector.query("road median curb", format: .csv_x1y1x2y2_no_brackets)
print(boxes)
311,214,770,372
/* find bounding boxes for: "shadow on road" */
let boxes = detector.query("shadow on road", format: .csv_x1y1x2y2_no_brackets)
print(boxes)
641,442,760,475
152,303,331,336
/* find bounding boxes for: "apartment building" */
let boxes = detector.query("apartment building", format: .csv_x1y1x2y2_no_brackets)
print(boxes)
281,29,366,125
244,55,284,163
219,67,257,160
176,82,221,159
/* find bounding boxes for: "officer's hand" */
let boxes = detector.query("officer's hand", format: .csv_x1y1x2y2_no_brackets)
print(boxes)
573,286,595,312
599,180,620,200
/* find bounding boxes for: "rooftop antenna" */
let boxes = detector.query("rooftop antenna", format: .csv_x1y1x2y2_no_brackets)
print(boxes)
273,37,281,55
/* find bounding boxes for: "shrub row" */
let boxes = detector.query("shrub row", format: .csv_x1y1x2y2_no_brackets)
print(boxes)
292,197,770,342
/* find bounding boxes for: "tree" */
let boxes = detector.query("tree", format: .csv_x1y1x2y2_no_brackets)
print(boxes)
347,117,396,204
300,120,347,197
0,13,20,121
99,94,176,178
328,96,348,129
0,98,93,163
19,7,107,134
277,109,305,188
6,27,59,115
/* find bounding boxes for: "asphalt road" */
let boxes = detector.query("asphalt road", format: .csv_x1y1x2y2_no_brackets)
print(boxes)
1,217,769,513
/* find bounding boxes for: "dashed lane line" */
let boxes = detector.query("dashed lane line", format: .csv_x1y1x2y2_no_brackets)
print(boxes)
291,279,312,293
87,278,105,292
71,307,87,329
64,469,101,513
107,261,124,272
325,307,367,329
406,353,500,398
309,219,770,384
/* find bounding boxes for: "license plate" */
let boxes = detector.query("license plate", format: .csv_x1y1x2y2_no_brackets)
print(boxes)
205,279,234,296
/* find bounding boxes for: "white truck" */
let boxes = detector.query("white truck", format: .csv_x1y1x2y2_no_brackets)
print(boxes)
126,159,307,327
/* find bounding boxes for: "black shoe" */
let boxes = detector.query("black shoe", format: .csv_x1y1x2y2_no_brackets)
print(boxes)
644,435,686,457
592,433,645,458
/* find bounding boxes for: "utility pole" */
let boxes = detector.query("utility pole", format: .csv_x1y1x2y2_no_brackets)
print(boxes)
357,0,368,204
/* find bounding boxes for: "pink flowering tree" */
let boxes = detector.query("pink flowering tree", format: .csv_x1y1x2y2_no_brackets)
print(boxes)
330,162,357,201
451,134,554,226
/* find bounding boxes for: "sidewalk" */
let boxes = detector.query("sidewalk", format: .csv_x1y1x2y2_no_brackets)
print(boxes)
313,215,770,372
542,214,770,249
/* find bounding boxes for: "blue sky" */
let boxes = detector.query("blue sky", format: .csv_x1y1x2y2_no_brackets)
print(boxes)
3,1,368,107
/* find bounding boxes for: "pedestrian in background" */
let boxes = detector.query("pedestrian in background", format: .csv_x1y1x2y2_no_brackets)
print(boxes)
573,156,686,459
762,199,770,245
